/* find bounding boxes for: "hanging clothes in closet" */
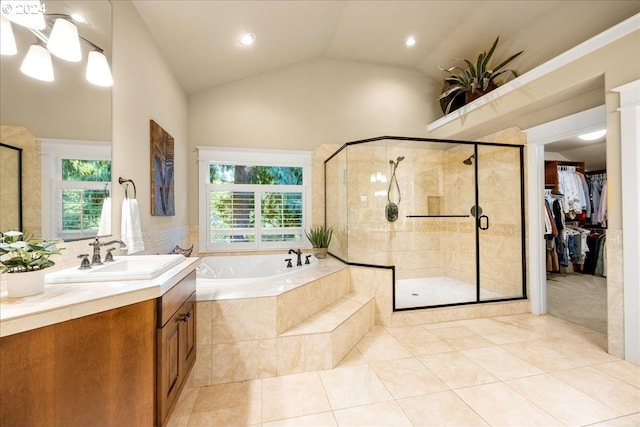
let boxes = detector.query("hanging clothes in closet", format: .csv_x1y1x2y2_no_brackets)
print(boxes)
556,165,590,221
587,172,608,227
565,224,591,270
544,190,565,272
583,230,607,277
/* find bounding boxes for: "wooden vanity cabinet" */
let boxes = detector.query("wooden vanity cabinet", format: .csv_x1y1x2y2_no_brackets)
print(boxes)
156,270,197,427
0,267,198,427
0,299,157,427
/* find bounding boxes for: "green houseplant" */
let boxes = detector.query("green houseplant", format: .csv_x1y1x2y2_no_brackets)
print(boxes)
305,226,333,259
439,36,523,114
1,231,64,297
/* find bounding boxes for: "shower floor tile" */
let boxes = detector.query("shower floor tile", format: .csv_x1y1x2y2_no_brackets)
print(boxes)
395,276,502,309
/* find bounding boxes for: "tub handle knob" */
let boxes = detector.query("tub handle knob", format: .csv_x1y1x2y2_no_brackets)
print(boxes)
285,258,293,268
305,255,311,265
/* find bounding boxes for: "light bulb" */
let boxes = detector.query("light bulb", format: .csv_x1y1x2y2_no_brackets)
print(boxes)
47,18,82,62
578,129,606,141
239,32,256,46
86,50,113,87
0,15,17,55
20,43,54,81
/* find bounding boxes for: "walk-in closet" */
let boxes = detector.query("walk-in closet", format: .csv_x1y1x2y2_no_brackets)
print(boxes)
544,133,607,334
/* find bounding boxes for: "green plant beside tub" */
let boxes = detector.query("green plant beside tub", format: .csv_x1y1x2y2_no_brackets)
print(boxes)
305,226,333,259
439,36,523,114
305,226,333,248
0,230,64,273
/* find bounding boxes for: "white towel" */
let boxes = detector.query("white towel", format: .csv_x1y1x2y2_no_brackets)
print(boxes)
121,198,145,254
97,197,111,236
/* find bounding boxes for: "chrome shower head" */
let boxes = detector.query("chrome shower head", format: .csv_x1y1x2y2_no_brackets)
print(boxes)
463,154,474,165
390,156,405,167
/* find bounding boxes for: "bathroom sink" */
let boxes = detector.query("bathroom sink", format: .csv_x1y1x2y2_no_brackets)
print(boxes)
45,254,186,284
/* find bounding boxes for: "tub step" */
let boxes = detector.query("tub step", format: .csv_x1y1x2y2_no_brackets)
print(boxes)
277,293,374,372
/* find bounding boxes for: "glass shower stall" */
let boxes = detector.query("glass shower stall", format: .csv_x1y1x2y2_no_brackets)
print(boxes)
324,137,526,310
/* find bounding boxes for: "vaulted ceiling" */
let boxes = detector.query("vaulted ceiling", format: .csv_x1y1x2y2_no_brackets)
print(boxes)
132,1,640,95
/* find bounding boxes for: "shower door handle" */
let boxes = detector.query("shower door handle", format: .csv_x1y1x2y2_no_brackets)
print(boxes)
478,215,490,230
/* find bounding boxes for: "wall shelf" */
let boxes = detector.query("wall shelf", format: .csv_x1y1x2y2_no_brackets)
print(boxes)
426,13,639,133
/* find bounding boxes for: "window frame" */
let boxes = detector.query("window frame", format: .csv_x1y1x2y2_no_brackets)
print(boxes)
41,139,111,241
197,146,312,252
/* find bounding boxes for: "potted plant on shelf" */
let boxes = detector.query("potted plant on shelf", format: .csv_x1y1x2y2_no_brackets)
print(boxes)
305,226,333,259
438,36,523,114
0,231,64,297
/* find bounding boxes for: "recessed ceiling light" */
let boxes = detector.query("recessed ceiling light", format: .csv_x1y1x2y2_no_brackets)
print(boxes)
71,13,87,24
405,36,416,47
578,129,606,141
239,32,256,46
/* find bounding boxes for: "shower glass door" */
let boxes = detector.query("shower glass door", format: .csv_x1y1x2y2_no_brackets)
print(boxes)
476,144,525,301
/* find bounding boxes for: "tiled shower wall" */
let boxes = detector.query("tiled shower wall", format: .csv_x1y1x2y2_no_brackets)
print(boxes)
325,136,526,301
0,126,42,237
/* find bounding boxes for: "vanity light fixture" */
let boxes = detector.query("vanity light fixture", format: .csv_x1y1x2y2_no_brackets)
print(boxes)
578,129,606,141
20,42,54,81
47,17,82,62
0,15,17,55
4,10,113,87
405,36,416,47
239,32,256,46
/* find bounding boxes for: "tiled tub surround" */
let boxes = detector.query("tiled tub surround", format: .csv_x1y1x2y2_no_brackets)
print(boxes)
191,256,375,386
189,255,529,388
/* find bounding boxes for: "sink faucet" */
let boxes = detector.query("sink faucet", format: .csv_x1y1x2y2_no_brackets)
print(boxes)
288,249,302,266
89,238,127,265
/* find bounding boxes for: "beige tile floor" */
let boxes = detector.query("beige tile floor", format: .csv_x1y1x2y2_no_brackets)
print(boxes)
168,313,639,427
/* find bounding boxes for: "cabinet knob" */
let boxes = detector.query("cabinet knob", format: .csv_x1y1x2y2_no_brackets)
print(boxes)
179,312,191,322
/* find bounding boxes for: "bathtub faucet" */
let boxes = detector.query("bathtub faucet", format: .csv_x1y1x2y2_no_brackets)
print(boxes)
288,249,302,266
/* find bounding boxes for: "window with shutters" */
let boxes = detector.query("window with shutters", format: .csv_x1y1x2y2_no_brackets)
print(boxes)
198,148,311,252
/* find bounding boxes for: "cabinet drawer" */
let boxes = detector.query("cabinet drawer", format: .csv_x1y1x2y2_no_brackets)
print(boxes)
158,270,196,327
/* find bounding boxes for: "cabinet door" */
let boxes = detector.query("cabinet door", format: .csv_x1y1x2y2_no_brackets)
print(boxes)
157,313,182,425
157,293,197,426
181,297,196,376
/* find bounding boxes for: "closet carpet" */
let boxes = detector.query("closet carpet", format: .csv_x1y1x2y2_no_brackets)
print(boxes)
546,273,607,334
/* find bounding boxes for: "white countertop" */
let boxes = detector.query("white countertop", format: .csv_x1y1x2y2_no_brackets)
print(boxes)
0,257,200,338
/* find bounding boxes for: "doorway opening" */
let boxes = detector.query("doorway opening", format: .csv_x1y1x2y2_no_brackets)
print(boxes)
532,106,608,334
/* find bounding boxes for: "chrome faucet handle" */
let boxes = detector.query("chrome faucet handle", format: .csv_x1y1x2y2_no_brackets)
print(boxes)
77,254,91,270
104,247,116,262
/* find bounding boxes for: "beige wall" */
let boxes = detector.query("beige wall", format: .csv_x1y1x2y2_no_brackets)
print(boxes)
35,1,191,271
188,57,438,224
109,1,190,254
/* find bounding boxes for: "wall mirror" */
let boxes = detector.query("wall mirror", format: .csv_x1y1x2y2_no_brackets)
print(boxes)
0,0,112,241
